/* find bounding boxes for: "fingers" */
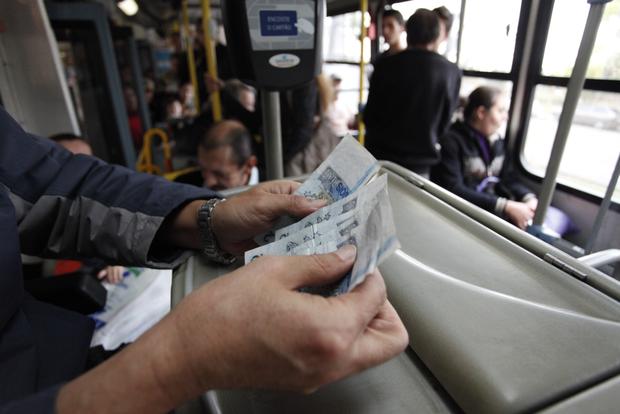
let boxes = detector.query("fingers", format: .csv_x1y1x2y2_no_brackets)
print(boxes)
333,270,388,329
254,245,357,290
98,266,124,284
348,300,409,371
261,193,326,220
253,180,301,195
97,269,107,280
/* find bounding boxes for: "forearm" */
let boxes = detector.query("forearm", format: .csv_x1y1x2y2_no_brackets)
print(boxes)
56,314,202,414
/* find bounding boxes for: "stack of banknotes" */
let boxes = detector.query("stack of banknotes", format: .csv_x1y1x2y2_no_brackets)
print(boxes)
245,136,400,295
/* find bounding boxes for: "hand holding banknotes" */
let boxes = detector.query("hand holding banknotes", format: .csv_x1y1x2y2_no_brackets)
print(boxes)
169,247,408,392
211,180,326,255
57,247,408,413
56,137,408,413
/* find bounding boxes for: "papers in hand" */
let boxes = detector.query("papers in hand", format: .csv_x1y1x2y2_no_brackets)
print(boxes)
246,136,400,295
254,136,381,245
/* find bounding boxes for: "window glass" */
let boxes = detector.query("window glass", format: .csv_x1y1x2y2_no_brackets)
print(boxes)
523,86,620,201
542,2,620,80
458,0,521,73
391,0,461,63
458,76,513,137
323,12,371,63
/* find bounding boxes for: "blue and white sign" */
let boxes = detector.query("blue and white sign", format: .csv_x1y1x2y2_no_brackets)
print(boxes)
260,10,298,36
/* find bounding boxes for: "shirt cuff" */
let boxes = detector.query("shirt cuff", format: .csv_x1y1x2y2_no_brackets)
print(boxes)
521,193,537,203
495,197,508,216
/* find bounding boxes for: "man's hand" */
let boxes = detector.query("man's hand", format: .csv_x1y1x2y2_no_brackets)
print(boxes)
212,180,326,254
56,246,409,413
171,245,408,392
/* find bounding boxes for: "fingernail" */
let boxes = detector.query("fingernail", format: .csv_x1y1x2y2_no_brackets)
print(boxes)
97,270,106,278
336,244,357,261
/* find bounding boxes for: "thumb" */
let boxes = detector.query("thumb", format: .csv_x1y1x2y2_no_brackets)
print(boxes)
261,245,357,290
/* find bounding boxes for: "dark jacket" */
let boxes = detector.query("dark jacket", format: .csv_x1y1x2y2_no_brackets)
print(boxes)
0,107,215,412
431,121,533,214
363,48,461,173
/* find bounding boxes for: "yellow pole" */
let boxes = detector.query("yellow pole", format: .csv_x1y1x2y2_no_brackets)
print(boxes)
182,0,201,113
358,0,368,145
201,0,223,122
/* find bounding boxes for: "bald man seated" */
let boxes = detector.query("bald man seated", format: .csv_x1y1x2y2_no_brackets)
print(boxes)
177,120,259,191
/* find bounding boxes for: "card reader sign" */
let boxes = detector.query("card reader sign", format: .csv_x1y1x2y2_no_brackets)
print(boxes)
260,10,298,37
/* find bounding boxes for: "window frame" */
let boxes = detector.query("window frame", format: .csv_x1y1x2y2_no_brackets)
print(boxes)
512,0,620,209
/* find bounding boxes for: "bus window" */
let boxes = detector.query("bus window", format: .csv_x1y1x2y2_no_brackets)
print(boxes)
521,2,620,202
524,87,620,202
542,1,620,80
323,11,370,64
458,0,521,72
323,11,371,119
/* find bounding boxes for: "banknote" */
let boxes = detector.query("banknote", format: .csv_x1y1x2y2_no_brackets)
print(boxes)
289,180,400,295
254,135,380,245
274,174,387,241
244,210,358,264
295,135,380,203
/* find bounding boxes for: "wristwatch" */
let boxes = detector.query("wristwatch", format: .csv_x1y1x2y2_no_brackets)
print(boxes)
197,198,236,265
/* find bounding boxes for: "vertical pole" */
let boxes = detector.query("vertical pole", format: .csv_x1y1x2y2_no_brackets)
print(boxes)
261,90,284,180
584,153,620,253
201,0,223,122
182,0,200,113
358,0,368,145
532,2,607,226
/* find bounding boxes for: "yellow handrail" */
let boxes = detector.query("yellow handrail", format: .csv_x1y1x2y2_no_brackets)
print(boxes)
136,128,173,175
201,0,223,122
358,0,368,146
182,0,201,113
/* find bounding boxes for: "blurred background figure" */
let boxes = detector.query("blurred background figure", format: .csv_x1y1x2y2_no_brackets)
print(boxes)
325,74,355,138
175,120,258,190
179,82,198,117
433,6,454,53
223,79,257,113
199,120,258,190
375,8,406,62
123,86,144,149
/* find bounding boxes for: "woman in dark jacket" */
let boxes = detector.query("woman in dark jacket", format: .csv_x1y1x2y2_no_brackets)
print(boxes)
432,86,538,229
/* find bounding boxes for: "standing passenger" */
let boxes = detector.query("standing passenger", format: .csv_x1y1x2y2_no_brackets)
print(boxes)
364,9,462,177
375,9,406,62
433,6,454,52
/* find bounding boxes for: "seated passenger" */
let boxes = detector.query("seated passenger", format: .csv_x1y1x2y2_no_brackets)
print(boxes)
431,86,539,230
176,120,258,190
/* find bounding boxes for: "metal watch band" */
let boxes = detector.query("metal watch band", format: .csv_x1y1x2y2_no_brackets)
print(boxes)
197,198,236,265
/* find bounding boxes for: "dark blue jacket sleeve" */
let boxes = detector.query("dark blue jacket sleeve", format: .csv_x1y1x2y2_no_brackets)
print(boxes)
0,107,216,268
0,385,61,414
